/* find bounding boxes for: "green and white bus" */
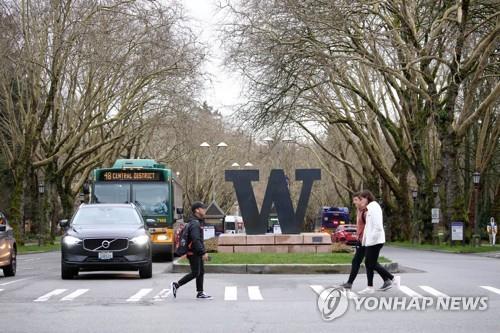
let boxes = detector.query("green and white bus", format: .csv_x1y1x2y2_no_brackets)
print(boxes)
90,159,183,260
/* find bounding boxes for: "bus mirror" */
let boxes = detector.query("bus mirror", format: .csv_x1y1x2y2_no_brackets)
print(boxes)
176,208,184,215
82,183,90,195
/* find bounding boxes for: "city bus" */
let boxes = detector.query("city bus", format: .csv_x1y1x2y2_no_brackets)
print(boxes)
316,206,350,234
90,159,183,260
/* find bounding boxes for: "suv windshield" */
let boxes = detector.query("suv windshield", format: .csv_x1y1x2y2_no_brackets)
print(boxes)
73,206,142,226
133,184,169,216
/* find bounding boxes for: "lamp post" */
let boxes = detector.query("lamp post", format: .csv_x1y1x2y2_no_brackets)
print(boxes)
472,171,481,247
200,141,228,202
411,189,418,243
432,183,440,244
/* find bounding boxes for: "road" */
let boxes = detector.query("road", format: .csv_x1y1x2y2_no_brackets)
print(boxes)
1,247,499,333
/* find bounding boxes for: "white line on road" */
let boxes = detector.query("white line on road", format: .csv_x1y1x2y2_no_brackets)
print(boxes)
224,286,238,301
18,258,40,262
248,286,263,301
127,288,153,302
399,286,424,298
153,289,171,301
480,286,500,295
61,289,89,301
34,289,67,302
310,285,326,301
419,286,449,298
0,278,31,286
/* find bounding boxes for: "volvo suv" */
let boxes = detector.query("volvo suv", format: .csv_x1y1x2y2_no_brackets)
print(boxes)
60,204,153,279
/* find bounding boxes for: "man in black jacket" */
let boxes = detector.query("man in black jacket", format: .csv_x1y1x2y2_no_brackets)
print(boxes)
171,201,212,299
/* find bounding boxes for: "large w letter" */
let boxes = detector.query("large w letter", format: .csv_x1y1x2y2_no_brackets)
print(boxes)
225,169,321,234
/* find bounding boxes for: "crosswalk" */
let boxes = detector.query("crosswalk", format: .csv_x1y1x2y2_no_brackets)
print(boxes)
0,284,499,303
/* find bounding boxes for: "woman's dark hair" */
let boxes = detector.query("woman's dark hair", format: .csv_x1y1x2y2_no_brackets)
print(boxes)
353,190,376,203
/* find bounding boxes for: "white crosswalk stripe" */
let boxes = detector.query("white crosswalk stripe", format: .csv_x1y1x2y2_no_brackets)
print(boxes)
34,289,67,302
127,288,153,302
310,285,357,300
419,286,449,298
248,286,263,301
480,286,500,295
153,289,171,301
225,286,238,301
0,278,31,286
399,286,424,298
61,289,89,301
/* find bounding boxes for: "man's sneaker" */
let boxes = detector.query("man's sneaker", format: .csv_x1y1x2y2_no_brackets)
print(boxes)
377,279,393,291
392,275,401,288
196,292,213,300
171,282,179,299
339,282,352,289
358,287,375,295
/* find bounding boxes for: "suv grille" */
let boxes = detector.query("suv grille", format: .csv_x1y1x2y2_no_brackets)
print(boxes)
83,238,129,252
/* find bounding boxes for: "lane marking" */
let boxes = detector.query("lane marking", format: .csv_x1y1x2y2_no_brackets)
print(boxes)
419,286,449,298
248,286,263,301
61,289,89,301
0,278,31,286
224,286,238,301
480,286,500,295
310,285,356,299
34,289,67,302
153,289,171,301
127,288,153,302
399,286,423,298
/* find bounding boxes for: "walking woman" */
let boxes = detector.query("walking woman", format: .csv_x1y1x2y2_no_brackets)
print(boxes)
340,194,367,290
356,190,399,294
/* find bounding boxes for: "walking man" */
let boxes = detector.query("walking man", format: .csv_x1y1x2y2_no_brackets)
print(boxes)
171,201,213,300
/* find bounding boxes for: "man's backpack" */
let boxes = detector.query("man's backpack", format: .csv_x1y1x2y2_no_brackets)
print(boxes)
174,222,191,256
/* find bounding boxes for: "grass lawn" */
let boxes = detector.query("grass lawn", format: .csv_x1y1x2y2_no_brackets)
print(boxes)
19,239,61,254
387,241,500,254
179,252,390,265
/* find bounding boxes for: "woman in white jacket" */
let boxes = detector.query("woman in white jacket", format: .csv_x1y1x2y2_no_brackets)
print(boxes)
357,190,399,294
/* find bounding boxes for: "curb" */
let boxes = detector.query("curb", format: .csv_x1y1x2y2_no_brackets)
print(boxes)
172,260,398,274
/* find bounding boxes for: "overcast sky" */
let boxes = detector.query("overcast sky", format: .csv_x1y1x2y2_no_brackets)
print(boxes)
181,0,243,116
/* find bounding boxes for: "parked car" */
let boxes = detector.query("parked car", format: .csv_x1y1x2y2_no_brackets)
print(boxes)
60,203,153,279
0,212,17,277
332,224,358,245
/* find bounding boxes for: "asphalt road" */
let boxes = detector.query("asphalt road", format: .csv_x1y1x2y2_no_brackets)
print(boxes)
1,246,499,333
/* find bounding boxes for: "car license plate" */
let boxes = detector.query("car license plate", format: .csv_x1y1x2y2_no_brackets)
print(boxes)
98,252,113,260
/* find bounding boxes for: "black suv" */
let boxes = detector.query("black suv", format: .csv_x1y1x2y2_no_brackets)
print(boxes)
0,212,16,277
60,204,153,279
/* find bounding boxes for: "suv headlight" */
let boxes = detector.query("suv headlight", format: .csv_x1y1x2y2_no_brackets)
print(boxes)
63,235,82,246
130,235,149,246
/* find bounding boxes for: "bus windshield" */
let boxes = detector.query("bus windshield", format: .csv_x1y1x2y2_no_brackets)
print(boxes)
133,183,169,216
94,184,130,203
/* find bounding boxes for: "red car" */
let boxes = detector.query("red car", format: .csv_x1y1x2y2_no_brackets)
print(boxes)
332,224,358,245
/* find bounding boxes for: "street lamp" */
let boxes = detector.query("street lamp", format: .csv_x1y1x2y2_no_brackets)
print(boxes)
411,189,418,201
411,189,418,243
472,171,481,247
38,182,45,194
200,141,228,202
244,162,254,167
231,162,240,168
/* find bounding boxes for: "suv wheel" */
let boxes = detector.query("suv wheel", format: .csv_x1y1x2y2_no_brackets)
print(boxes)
139,261,152,279
61,261,78,279
3,248,17,277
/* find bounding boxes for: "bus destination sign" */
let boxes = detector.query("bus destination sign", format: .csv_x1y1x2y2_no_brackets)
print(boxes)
99,170,164,182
